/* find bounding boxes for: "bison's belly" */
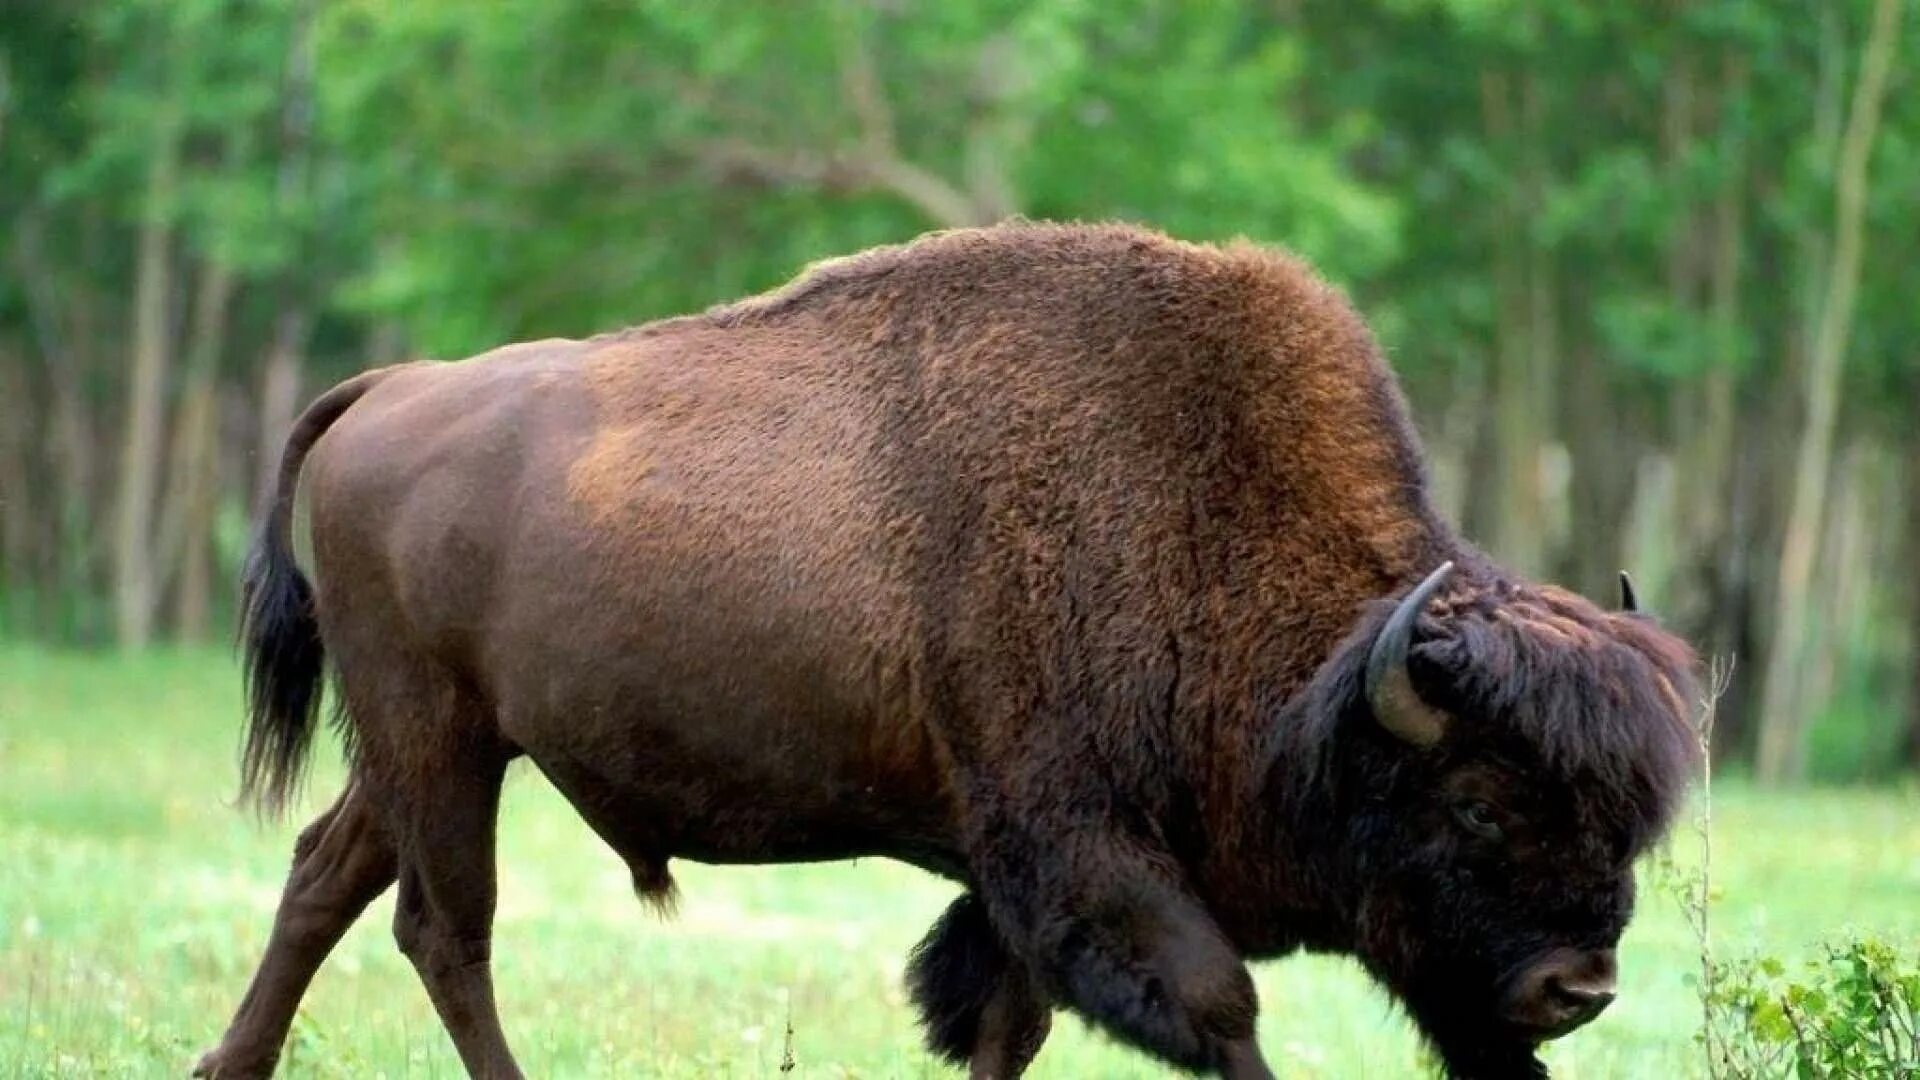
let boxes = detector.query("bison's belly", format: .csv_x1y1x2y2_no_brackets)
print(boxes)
498,656,962,876
522,723,964,876
483,504,960,876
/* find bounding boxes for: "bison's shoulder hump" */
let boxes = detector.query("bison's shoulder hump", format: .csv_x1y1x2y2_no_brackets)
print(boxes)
692,220,1346,332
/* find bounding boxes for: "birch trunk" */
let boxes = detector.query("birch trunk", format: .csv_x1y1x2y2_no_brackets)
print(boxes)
1755,0,1903,783
161,260,236,640
252,311,307,518
0,353,34,629
112,104,182,650
1479,68,1546,575
1906,388,1920,771
254,0,316,520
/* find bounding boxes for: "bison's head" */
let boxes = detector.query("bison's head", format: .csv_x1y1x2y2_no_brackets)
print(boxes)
1299,562,1699,1079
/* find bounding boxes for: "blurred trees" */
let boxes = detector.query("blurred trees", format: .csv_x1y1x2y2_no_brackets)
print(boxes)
1753,0,1903,783
0,0,1914,783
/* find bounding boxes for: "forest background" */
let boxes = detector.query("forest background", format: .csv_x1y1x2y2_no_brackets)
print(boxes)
2,0,1916,785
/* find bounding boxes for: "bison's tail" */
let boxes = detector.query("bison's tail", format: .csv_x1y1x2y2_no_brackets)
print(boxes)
238,366,402,816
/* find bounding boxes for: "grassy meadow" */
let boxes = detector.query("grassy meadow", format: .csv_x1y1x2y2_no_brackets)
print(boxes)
1,646,1916,1078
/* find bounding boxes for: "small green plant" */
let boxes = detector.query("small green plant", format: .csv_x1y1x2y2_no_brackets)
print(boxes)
1706,939,1920,1078
1675,658,1920,1079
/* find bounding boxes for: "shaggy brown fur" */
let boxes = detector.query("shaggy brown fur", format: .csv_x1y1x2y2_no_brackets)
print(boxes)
198,222,1697,1080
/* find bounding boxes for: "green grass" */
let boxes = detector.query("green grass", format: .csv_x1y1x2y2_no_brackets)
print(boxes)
1,647,1916,1078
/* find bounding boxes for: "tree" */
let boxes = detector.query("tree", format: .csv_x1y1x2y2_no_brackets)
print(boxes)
4,0,1918,785
109,14,184,649
1755,0,1904,783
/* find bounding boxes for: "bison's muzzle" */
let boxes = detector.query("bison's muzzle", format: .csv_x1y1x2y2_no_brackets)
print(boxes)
1502,947,1619,1041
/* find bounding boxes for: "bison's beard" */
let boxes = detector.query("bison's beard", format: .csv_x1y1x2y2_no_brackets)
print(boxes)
1386,967,1548,1079
1355,892,1552,1079
1428,1034,1549,1080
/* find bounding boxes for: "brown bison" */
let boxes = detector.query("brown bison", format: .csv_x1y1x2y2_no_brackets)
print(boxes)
195,222,1697,1080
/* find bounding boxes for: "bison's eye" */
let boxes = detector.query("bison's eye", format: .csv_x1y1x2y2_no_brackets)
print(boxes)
1454,800,1504,842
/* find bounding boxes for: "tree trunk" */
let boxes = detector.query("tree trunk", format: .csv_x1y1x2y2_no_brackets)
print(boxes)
112,110,182,650
1705,428,1768,762
253,311,308,517
1676,55,1751,761
1459,371,1502,553
253,0,317,521
1906,415,1920,771
48,333,101,641
1559,335,1630,602
1519,69,1561,577
1480,68,1546,575
1755,0,1903,783
0,350,35,631
13,207,105,641
1430,364,1482,527
1799,441,1867,760
160,259,236,640
0,50,10,151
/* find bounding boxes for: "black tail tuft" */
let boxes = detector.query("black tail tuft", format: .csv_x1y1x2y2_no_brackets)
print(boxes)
906,893,1012,1063
237,524,326,817
231,365,402,816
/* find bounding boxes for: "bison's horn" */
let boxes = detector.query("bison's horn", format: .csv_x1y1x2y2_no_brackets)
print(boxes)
1365,561,1455,748
1618,570,1639,613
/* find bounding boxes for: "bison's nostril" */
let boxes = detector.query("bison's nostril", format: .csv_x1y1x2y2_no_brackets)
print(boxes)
1548,977,1617,1019
1505,949,1621,1038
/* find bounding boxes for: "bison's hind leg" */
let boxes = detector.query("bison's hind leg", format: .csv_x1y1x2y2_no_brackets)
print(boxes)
381,737,525,1080
310,642,529,1079
195,779,397,1079
907,894,1050,1078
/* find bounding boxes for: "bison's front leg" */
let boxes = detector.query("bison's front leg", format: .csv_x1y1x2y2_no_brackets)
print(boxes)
907,894,1051,1078
972,822,1274,1080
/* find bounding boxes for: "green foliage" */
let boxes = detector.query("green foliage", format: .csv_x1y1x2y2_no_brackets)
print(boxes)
307,0,1400,357
1706,939,1920,1078
2,0,1918,775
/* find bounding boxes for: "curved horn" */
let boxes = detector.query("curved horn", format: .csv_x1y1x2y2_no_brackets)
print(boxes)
1366,561,1455,747
1618,570,1639,613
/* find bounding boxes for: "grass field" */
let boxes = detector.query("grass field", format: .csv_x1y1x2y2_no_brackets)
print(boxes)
1,646,1916,1078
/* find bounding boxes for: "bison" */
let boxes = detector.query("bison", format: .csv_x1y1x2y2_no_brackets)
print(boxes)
195,222,1698,1080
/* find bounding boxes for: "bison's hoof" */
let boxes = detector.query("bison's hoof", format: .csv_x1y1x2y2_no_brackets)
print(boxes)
191,1045,276,1080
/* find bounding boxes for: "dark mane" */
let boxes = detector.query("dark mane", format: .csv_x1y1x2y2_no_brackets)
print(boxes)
1415,578,1702,841
1267,569,1700,849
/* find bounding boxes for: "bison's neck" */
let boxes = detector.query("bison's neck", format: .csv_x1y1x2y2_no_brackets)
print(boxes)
1175,521,1466,956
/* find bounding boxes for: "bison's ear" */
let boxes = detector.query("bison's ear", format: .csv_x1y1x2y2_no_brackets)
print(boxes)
1365,562,1454,748
1618,570,1639,613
